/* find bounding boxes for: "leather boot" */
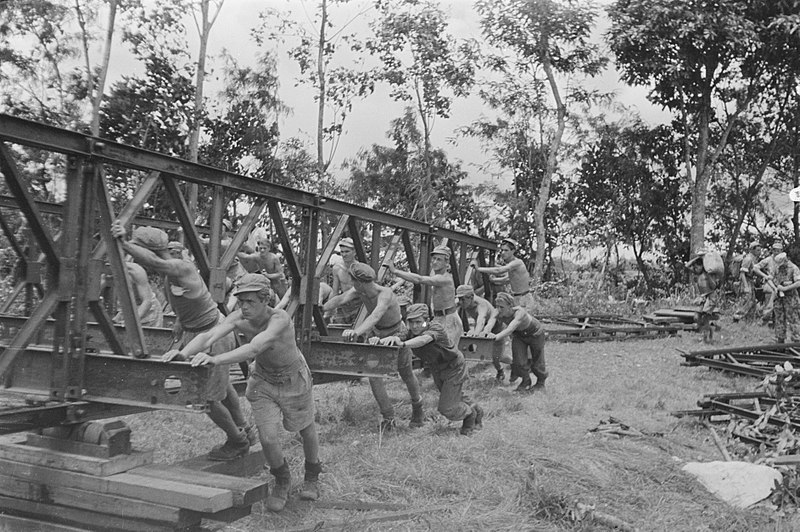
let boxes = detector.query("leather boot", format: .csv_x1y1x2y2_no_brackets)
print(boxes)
266,460,291,512
409,401,425,428
299,461,322,501
460,407,477,436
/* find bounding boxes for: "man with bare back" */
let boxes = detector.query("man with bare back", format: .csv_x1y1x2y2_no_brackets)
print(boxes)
170,273,322,512
110,223,254,461
389,245,463,345
323,262,424,431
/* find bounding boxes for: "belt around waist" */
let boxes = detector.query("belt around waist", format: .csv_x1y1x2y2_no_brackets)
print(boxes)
182,319,218,333
513,290,531,297
433,306,457,317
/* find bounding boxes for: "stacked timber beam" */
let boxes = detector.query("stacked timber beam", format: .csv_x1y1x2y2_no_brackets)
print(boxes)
680,343,800,378
0,430,266,531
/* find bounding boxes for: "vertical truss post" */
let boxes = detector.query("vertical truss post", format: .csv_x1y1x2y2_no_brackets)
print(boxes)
298,200,321,352
417,230,433,305
370,222,382,273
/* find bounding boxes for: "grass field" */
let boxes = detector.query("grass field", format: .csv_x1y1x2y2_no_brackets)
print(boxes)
122,315,800,531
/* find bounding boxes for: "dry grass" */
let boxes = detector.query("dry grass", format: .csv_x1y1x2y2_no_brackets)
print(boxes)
121,315,800,531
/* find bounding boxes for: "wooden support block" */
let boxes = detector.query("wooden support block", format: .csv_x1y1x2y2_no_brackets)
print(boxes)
0,441,152,476
176,447,266,478
0,494,182,532
129,464,267,506
25,433,116,459
201,504,252,523
0,473,200,526
0,513,89,532
0,458,233,513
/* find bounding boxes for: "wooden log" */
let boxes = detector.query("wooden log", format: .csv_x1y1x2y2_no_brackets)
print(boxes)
128,464,267,506
0,494,181,532
0,473,200,526
0,458,233,513
0,441,152,476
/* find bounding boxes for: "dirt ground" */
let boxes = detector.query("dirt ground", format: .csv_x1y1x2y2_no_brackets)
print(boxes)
117,315,800,531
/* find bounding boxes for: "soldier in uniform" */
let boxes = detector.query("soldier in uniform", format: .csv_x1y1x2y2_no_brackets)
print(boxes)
733,242,762,322
686,249,723,343
771,252,800,344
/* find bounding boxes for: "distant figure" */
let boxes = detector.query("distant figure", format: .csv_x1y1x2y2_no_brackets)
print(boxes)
473,238,532,309
733,241,762,322
754,242,786,324
389,245,463,345
237,235,288,299
686,249,723,343
112,258,164,328
179,274,322,512
489,292,548,392
375,304,484,436
771,252,800,344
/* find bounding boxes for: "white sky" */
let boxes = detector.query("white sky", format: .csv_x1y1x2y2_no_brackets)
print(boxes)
103,0,671,190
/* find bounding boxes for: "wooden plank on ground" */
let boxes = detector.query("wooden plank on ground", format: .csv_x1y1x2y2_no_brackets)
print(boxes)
25,433,118,459
176,447,266,477
0,513,88,532
129,464,267,506
0,494,179,532
202,504,252,523
0,441,152,476
0,473,200,526
0,458,233,513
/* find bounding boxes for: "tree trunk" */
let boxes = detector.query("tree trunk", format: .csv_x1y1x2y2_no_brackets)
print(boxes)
532,53,566,284
316,0,327,191
92,1,117,136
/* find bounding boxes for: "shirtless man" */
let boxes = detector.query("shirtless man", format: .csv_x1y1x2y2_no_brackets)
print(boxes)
329,238,361,324
174,273,322,512
237,235,288,299
389,245,462,345
455,284,512,382
322,262,424,431
473,238,532,309
110,223,254,460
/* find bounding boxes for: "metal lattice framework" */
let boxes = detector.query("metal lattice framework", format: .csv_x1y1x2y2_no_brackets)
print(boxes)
0,114,497,433
680,343,800,378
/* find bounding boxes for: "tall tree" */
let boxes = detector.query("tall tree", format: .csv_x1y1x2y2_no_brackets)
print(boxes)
475,0,607,282
608,0,800,256
254,0,375,192
367,0,477,222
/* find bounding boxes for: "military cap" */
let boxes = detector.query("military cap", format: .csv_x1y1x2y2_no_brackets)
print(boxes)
455,284,475,298
501,238,520,250
232,273,271,296
131,227,169,251
431,245,451,258
406,303,430,320
348,262,376,282
339,237,355,250
494,292,515,307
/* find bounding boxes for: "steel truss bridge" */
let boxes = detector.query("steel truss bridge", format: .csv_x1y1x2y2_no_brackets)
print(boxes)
0,114,498,434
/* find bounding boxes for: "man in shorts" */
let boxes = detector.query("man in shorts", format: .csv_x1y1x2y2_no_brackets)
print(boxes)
110,222,254,460
323,262,424,431
179,273,322,512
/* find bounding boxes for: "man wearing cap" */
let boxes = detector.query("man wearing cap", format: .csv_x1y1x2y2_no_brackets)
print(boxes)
389,245,463,346
329,237,361,324
472,238,532,309
179,273,322,512
110,222,255,461
733,242,762,322
686,249,723,343
238,236,288,300
455,284,513,382
375,304,484,436
754,242,786,324
490,292,548,392
323,262,424,431
770,253,800,344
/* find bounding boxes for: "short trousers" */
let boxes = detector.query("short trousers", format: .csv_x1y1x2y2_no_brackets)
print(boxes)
245,361,315,435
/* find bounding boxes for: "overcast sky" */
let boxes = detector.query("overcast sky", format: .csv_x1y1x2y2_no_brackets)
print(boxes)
105,0,671,190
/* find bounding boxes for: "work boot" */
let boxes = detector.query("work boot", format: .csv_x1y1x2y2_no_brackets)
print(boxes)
266,460,291,512
208,430,250,461
379,418,396,432
514,377,532,393
299,461,322,501
472,404,484,430
460,407,477,436
495,369,505,383
243,424,258,446
409,401,425,428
